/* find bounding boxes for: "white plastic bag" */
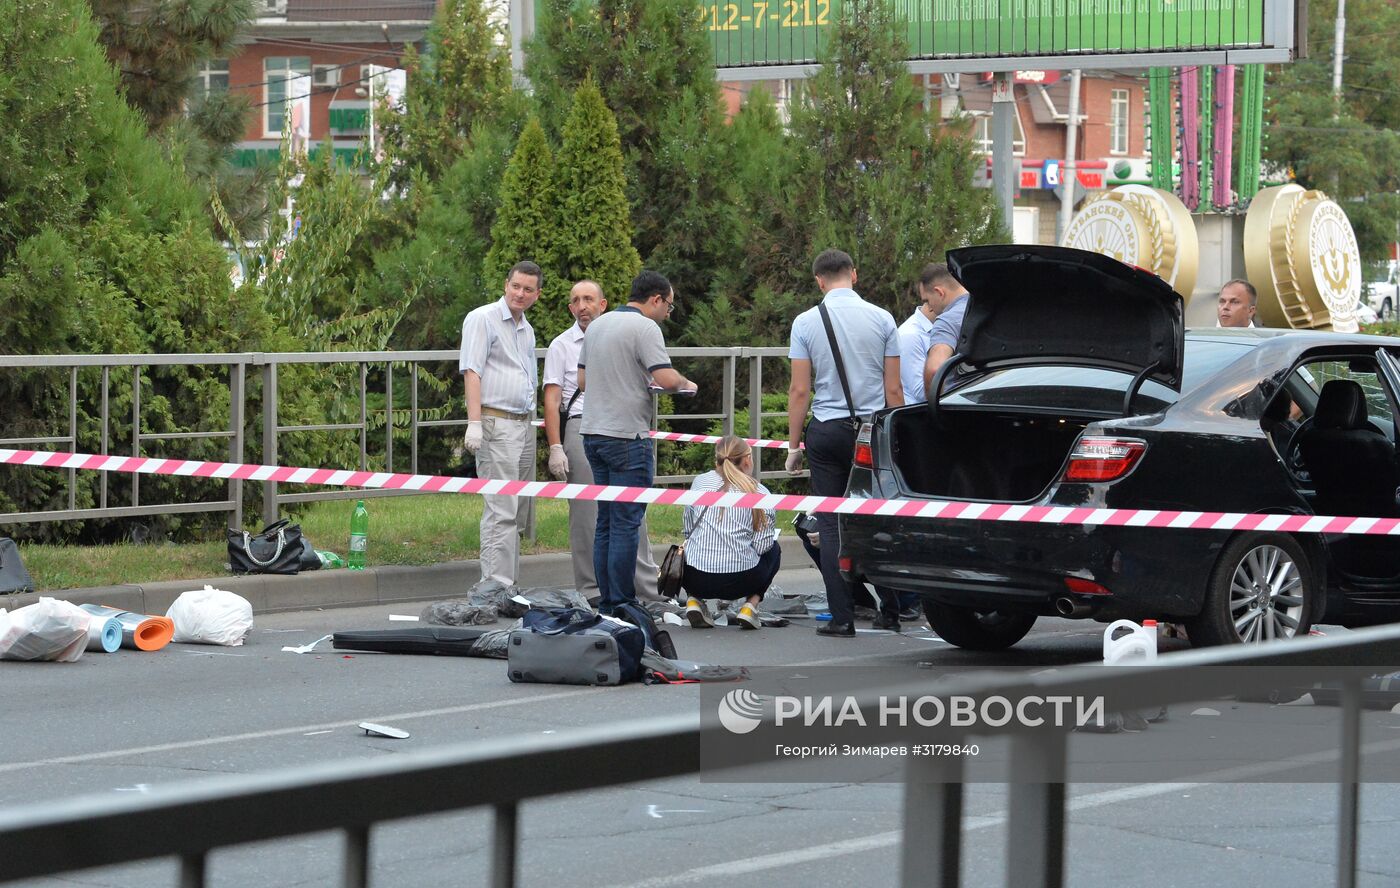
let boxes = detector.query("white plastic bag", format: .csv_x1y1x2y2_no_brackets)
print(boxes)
0,598,90,662
166,585,254,646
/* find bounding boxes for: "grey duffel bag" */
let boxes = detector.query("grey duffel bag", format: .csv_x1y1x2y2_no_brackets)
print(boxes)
506,608,645,686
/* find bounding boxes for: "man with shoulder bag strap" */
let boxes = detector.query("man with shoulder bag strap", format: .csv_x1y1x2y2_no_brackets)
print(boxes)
786,249,903,637
542,280,665,608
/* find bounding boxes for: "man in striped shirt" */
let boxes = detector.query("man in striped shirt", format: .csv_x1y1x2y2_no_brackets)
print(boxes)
459,261,541,587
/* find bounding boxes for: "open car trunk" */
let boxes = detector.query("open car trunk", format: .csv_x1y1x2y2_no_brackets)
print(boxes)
888,408,1090,502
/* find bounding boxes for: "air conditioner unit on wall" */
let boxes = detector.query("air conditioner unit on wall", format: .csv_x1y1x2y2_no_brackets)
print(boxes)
313,65,340,87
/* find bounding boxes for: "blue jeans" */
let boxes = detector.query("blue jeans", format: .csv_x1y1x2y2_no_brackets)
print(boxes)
582,435,654,611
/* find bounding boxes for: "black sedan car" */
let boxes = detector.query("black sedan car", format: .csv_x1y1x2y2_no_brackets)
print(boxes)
839,245,1400,650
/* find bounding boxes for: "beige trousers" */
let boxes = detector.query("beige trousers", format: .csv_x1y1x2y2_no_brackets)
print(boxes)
476,415,535,585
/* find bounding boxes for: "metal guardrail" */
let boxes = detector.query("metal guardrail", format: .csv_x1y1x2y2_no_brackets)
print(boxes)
0,348,791,529
2,624,1397,888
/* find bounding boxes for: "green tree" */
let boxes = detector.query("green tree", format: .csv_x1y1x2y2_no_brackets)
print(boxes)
781,0,1005,312
88,0,252,128
683,88,806,348
0,0,309,541
371,115,531,350
1264,0,1400,258
525,0,736,305
380,0,515,185
552,78,642,338
87,0,271,240
484,117,560,316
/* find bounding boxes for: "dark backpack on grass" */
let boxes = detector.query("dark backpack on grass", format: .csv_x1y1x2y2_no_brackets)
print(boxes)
0,538,36,594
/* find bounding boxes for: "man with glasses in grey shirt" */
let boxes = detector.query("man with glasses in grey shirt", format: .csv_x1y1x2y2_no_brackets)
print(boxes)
577,270,696,636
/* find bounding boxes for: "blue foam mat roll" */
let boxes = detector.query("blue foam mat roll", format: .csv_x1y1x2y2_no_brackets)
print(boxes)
85,616,122,653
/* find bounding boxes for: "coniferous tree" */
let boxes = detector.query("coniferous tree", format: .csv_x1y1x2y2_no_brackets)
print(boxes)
552,78,642,338
0,0,293,539
782,0,1005,312
87,0,271,239
380,0,515,186
484,118,559,310
525,0,734,306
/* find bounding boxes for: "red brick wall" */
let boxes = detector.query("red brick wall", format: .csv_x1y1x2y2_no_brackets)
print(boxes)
1076,76,1142,159
229,41,407,142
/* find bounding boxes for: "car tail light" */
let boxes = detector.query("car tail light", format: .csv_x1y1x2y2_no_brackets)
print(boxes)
1063,436,1147,482
839,556,853,571
853,423,874,468
1064,577,1112,596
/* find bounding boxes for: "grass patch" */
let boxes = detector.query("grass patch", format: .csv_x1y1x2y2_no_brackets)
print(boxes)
16,494,720,591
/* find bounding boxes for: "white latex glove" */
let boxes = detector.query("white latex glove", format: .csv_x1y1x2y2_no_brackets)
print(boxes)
548,444,569,480
785,448,804,475
463,420,483,454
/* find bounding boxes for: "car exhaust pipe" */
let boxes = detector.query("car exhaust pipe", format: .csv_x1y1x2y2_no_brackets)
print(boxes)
1054,596,1093,618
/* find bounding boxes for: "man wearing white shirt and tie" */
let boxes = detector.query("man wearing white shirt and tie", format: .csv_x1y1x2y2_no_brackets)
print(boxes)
459,261,541,587
542,280,662,606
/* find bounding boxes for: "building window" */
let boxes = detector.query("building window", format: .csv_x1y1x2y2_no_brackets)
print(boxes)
264,56,311,137
1110,88,1130,155
190,59,229,101
971,110,1026,156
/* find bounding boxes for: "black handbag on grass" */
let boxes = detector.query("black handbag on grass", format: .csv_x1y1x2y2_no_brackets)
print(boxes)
227,519,317,575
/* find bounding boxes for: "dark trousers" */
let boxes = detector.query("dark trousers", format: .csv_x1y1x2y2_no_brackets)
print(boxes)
805,417,899,625
682,545,781,601
582,435,653,611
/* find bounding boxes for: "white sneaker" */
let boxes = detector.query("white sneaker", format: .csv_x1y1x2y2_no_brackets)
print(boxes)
735,603,761,630
685,597,714,628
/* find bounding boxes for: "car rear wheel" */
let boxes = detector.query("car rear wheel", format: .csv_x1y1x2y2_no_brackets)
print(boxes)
922,600,1036,650
1187,532,1313,647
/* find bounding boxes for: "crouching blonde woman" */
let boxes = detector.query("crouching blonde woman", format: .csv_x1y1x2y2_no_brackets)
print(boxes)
681,436,781,630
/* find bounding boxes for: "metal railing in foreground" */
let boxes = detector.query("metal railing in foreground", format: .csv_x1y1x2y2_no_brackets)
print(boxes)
3,626,1398,888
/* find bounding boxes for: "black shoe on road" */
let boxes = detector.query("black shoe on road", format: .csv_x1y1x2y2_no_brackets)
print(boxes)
871,615,901,632
816,622,856,638
898,607,922,622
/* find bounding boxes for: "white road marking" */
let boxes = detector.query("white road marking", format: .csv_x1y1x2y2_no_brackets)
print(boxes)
622,737,1400,888
181,650,245,657
113,784,151,793
0,690,591,774
303,731,334,736
646,805,707,819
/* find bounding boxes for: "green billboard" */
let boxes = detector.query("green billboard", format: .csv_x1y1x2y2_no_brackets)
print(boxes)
704,0,1269,68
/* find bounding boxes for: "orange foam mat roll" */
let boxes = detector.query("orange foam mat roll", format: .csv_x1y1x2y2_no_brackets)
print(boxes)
76,604,174,652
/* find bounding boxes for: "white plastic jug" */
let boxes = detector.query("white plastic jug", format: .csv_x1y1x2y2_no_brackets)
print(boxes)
1103,619,1158,664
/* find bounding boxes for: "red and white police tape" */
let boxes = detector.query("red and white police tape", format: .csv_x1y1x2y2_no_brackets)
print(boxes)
4,447,1399,536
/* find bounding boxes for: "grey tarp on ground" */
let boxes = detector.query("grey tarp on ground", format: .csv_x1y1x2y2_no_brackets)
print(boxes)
0,539,35,595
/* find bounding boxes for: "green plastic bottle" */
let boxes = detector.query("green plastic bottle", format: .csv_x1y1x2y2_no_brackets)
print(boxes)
348,500,369,570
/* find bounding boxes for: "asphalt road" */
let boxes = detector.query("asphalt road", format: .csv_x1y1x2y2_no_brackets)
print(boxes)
3,564,1400,888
